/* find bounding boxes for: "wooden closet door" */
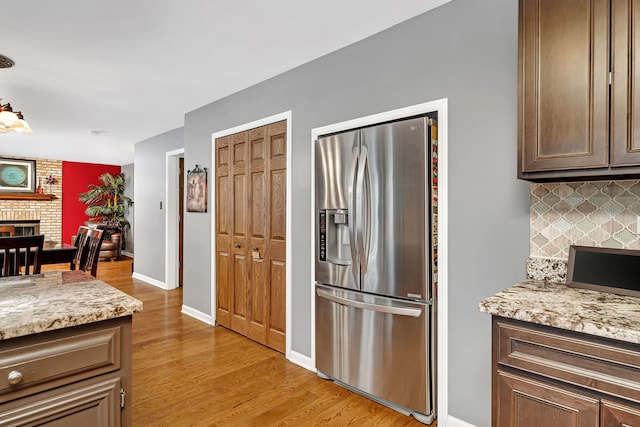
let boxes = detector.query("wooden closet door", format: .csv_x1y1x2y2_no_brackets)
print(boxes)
215,120,286,353
247,125,268,344
246,121,287,353
265,121,287,352
230,131,250,335
215,135,232,328
214,131,251,333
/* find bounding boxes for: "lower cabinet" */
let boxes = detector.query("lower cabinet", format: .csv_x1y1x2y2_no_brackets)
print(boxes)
601,400,640,427
496,370,598,427
492,317,640,427
0,317,132,426
0,377,121,426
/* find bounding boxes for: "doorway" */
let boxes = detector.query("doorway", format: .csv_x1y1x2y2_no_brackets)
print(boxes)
165,148,185,290
211,111,292,357
215,120,286,352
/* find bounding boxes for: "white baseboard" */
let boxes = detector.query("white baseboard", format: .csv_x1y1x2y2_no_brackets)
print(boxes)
121,250,133,258
287,350,314,372
131,272,168,289
181,305,214,325
447,415,478,427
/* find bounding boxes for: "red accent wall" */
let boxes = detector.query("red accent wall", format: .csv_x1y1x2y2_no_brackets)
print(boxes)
62,162,121,244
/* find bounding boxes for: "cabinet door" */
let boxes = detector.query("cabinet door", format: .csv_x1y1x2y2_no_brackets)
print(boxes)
601,399,640,426
0,377,121,427
496,370,599,427
519,0,609,174
611,0,640,166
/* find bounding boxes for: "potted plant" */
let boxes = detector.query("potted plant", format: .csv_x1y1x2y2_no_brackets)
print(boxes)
79,172,133,243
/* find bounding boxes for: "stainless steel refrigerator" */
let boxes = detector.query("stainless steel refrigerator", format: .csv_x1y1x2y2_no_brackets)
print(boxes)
314,116,437,424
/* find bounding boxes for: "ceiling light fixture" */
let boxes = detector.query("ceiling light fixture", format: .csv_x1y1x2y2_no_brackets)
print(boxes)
0,54,14,69
0,55,32,134
0,100,33,134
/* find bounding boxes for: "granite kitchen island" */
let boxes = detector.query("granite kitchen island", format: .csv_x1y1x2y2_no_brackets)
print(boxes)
480,274,640,426
0,270,142,426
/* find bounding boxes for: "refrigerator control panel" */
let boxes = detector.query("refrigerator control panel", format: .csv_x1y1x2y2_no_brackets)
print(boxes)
318,210,326,261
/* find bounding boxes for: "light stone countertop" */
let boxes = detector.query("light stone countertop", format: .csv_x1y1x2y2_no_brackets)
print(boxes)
0,270,143,340
479,279,640,345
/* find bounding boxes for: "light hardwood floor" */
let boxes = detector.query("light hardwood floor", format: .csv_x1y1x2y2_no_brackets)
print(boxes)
49,259,435,426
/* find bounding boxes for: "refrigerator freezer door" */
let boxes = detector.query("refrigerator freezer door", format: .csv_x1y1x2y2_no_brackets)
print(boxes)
315,130,360,290
360,118,429,300
315,284,432,416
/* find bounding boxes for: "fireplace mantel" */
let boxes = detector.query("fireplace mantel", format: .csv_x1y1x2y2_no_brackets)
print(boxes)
0,193,57,201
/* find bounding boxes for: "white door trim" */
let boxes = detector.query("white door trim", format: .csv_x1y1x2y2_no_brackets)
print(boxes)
165,148,184,290
310,99,449,424
210,111,293,359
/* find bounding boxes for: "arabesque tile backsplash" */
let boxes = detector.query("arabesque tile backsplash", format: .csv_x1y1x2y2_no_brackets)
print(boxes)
530,180,640,259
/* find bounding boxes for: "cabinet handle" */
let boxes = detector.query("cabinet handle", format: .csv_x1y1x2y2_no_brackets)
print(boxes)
235,244,241,248
7,370,23,385
253,246,259,251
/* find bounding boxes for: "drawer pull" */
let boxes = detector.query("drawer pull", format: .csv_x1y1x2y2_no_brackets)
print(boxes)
7,370,23,385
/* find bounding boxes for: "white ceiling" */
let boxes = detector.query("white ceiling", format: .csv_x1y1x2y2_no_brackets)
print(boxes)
0,0,450,165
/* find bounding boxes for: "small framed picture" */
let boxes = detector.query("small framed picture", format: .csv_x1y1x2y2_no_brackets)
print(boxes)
187,165,207,213
0,158,36,192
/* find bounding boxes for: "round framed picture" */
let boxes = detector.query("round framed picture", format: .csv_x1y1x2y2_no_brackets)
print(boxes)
0,159,35,192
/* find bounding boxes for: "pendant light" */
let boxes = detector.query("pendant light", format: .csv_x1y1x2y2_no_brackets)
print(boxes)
0,54,33,134
0,101,33,134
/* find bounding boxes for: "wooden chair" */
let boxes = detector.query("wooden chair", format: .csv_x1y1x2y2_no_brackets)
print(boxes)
71,226,104,277
0,225,16,237
0,235,44,276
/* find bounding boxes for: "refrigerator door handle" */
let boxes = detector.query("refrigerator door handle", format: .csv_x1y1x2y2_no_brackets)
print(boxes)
347,146,360,276
355,145,368,273
316,288,423,317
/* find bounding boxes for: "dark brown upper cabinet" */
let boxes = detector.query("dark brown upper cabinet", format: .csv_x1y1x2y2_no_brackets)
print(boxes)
518,0,640,181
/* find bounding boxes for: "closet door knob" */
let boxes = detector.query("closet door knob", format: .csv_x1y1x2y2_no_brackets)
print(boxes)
235,244,241,248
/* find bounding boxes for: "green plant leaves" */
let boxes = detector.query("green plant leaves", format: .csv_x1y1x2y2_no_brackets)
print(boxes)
79,173,133,230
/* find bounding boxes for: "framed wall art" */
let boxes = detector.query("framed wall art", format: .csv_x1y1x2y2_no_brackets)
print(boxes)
0,158,36,192
187,164,207,212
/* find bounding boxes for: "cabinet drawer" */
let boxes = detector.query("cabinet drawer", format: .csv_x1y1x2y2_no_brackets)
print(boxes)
0,326,120,400
494,317,640,404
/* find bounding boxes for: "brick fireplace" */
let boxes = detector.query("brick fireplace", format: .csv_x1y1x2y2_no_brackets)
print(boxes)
0,220,40,236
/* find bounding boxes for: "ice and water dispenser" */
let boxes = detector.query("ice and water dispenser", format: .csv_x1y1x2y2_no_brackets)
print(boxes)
318,209,351,266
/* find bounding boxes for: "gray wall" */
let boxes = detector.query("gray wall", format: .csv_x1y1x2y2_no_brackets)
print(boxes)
133,127,184,281
136,0,530,425
440,2,531,422
122,163,134,255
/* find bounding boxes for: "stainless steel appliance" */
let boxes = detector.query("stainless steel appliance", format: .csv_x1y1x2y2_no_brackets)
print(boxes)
314,116,437,424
